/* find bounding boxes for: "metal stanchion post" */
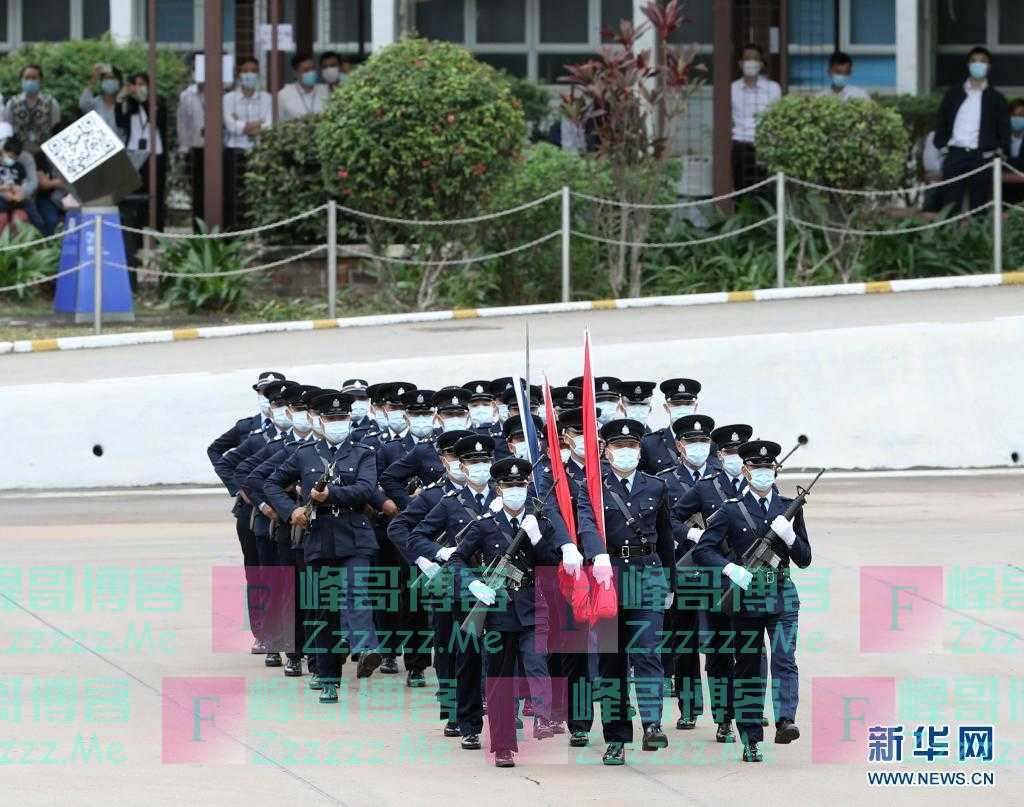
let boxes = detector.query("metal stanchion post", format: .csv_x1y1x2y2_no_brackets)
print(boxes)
993,157,1003,274
776,172,786,288
327,201,338,319
561,186,570,302
93,214,103,335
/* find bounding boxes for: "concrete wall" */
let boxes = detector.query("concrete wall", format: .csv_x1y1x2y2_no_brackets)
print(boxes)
4,315,1022,489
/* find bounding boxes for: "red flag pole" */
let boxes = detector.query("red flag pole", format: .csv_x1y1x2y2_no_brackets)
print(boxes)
581,330,606,541
543,375,577,542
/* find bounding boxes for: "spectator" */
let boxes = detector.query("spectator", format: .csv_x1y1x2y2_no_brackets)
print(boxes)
320,51,347,92
818,51,870,101
118,73,168,239
223,58,272,229
81,64,126,139
278,53,328,121
33,145,67,236
177,54,206,223
731,42,781,192
934,46,1010,211
0,135,40,232
3,65,61,153
921,130,945,213
1006,97,1024,205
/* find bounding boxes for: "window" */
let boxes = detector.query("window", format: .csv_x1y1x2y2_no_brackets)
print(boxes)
152,0,195,43
934,0,1024,90
23,0,71,42
540,0,587,44
600,0,633,36
999,0,1024,44
850,0,894,45
937,0,985,46
82,0,112,39
416,0,464,42
329,0,370,43
477,0,525,45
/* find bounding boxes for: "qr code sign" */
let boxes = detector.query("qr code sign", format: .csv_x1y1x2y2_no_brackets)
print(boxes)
41,111,122,183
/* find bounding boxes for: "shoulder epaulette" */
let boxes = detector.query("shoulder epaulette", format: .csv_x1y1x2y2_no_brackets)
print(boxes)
353,442,376,452
248,428,263,435
700,472,717,481
655,467,675,477
443,489,459,498
423,480,441,491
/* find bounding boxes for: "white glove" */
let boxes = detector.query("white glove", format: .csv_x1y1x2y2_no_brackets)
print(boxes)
521,514,542,546
415,556,440,580
592,554,613,589
771,514,796,547
723,562,753,591
663,592,675,610
560,543,583,576
489,497,504,513
468,579,496,605
686,527,704,543
435,546,456,562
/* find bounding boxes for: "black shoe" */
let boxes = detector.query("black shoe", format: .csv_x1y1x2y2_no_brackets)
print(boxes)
521,700,535,717
774,719,800,744
380,656,400,674
251,639,266,654
716,722,736,743
742,742,763,762
264,652,282,667
406,671,425,688
319,684,338,704
550,721,567,735
569,731,589,747
642,723,668,751
443,721,461,738
533,717,554,740
602,742,625,765
494,750,515,768
284,658,303,677
461,734,481,750
351,652,361,662
308,674,323,691
675,716,697,730
356,650,381,678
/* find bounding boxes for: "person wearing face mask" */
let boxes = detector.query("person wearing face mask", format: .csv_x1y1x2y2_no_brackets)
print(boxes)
405,435,500,748
550,385,582,428
223,58,272,229
449,457,575,768
1004,98,1024,205
463,380,502,436
0,135,38,233
3,65,60,154
731,43,781,192
320,51,347,92
693,440,812,763
935,46,1011,213
570,375,623,428
490,377,515,423
380,388,446,510
278,53,328,121
817,51,868,101
81,64,126,140
593,419,675,765
669,423,754,745
264,392,385,704
207,371,287,655
235,384,321,674
640,377,703,474
618,381,656,428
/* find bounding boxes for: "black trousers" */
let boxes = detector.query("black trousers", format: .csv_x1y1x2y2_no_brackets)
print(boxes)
189,147,204,223
235,507,263,640
667,603,704,720
940,148,990,212
375,539,431,672
703,609,735,724
223,148,250,231
731,140,768,195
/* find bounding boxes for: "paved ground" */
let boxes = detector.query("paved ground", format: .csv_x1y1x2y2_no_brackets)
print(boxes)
0,474,1021,806
5,284,1024,385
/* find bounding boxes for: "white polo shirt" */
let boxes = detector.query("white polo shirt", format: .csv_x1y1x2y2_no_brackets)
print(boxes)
731,76,782,143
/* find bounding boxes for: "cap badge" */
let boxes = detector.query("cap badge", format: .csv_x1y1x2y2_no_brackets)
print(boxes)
416,394,424,404
622,425,630,435
731,432,739,442
475,442,483,452
759,446,767,456
677,382,686,392
451,396,459,405
510,463,519,475
567,391,575,400
634,385,642,394
694,422,702,431
601,381,610,391
333,398,340,408
397,386,406,395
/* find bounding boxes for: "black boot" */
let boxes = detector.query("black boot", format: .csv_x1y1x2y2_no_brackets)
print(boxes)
494,750,515,768
533,717,554,740
716,722,736,743
642,723,668,751
406,670,425,688
284,658,303,677
356,650,381,678
602,742,625,765
319,684,338,704
742,741,763,762
308,674,323,691
675,716,697,730
380,656,400,674
569,730,589,747
264,652,282,667
461,734,481,750
443,721,461,738
774,718,800,744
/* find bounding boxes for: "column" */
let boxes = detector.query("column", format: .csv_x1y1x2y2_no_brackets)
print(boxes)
895,0,920,95
371,0,396,52
109,0,136,44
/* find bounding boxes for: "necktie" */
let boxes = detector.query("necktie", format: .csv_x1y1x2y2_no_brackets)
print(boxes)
476,493,485,510
759,497,768,515
623,477,631,495
510,517,519,533
733,477,741,492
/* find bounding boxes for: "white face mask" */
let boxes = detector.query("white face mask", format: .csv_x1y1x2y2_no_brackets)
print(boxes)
668,403,697,420
497,404,510,422
609,446,640,473
409,415,435,438
534,407,546,425
323,419,351,443
596,402,618,425
373,408,390,430
511,441,530,460
310,415,324,436
465,462,492,487
271,405,291,430
322,66,341,83
560,448,571,464
722,453,744,477
350,399,370,420
684,442,711,468
625,403,651,423
442,415,469,432
290,410,311,432
387,410,408,432
445,457,467,484
502,486,528,513
571,434,586,457
258,395,271,418
469,404,494,427
742,60,762,78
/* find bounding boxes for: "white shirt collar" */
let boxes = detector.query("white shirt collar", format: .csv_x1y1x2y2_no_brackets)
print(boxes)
748,487,774,508
964,79,988,93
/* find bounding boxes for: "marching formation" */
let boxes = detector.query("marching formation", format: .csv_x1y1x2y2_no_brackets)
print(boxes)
207,357,815,769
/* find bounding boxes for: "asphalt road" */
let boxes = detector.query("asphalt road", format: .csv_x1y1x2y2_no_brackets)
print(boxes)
0,474,1021,806
4,284,1023,386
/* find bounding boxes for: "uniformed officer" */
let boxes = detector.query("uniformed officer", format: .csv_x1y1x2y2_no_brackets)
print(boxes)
692,440,812,762
379,389,443,510
550,385,582,425
672,423,754,743
489,377,514,423
450,456,575,768
593,418,675,765
568,375,622,427
657,413,718,731
342,378,375,441
618,381,657,427
463,380,502,435
263,392,384,704
640,378,702,474
404,434,499,747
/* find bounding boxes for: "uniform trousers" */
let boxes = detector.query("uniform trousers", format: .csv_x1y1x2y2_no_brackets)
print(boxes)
732,606,799,744
375,539,431,672
484,626,550,753
308,556,380,683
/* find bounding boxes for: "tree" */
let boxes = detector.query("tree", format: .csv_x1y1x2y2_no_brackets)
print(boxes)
561,0,703,297
315,38,526,310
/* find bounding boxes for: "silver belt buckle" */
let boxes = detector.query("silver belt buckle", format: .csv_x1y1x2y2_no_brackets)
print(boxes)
766,569,776,585
621,545,631,559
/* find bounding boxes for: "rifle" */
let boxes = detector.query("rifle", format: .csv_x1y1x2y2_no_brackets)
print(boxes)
290,461,336,549
675,437,807,571
714,468,825,616
407,506,492,591
458,487,555,639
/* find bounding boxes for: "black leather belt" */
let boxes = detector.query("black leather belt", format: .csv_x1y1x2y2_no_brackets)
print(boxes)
612,542,654,559
507,572,535,592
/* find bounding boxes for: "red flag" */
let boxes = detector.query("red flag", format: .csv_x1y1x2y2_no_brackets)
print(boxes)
543,375,576,543
581,330,606,541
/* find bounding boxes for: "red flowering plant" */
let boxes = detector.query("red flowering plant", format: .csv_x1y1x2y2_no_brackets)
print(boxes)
561,0,703,297
316,38,525,310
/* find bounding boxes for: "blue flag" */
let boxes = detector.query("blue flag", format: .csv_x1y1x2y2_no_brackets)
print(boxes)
514,376,541,473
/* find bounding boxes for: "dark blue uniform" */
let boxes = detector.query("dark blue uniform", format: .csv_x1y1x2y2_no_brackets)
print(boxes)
380,440,446,510
693,489,811,745
594,469,675,743
263,438,381,683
